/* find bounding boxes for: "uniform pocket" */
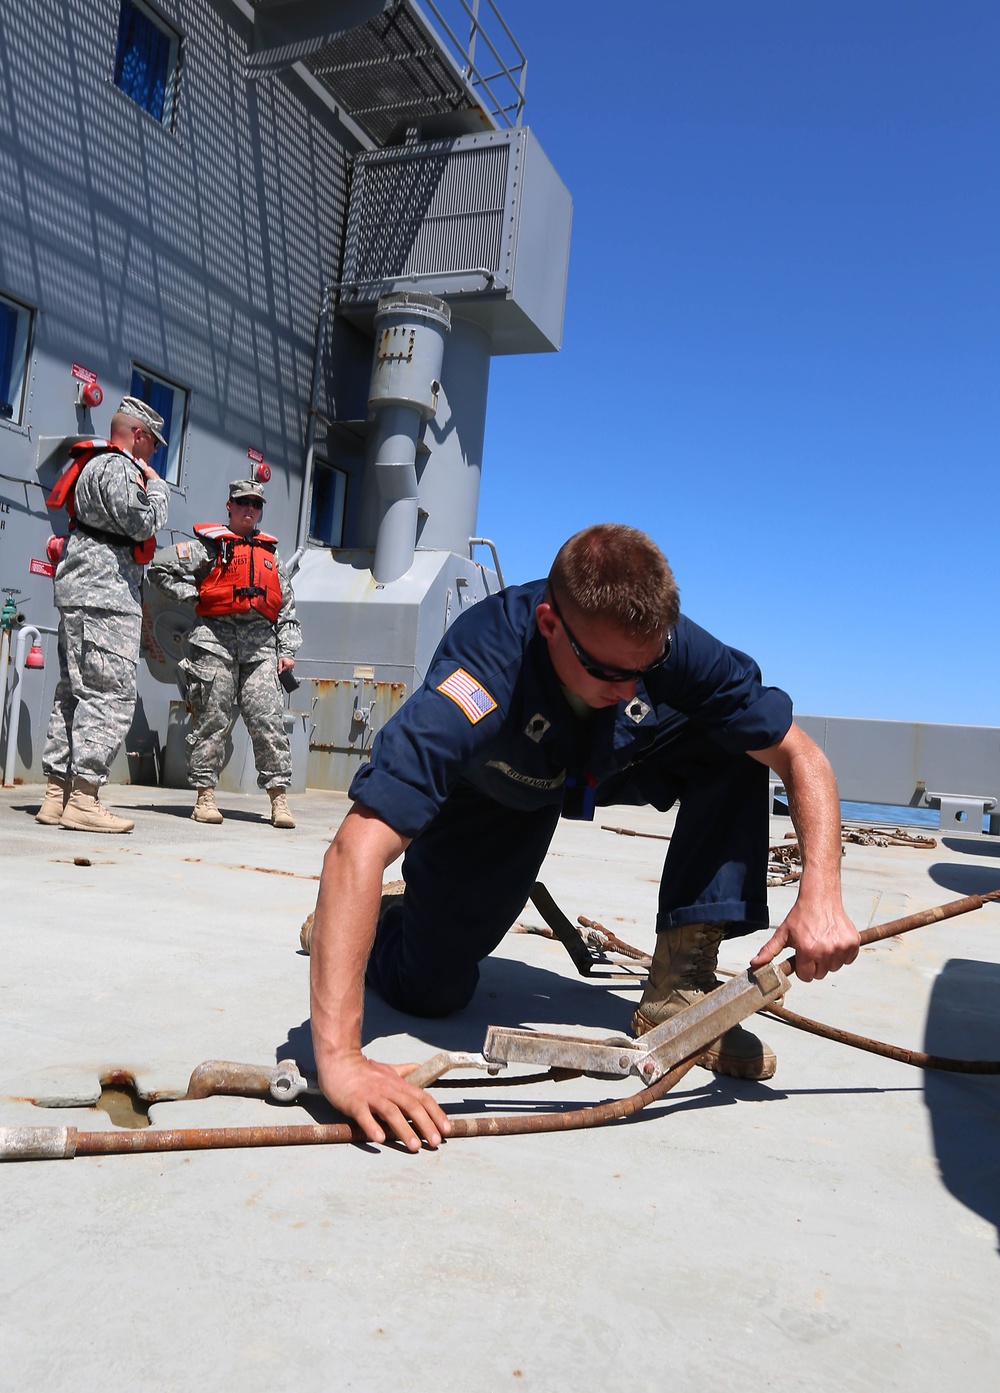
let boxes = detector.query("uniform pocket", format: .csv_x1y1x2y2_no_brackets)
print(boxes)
82,614,141,660
179,650,224,711
80,637,138,696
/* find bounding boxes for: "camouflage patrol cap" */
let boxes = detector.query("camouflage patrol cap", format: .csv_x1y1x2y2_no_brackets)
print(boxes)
228,478,265,503
117,396,167,446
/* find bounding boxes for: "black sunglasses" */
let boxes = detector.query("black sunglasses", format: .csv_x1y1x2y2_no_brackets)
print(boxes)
546,586,671,684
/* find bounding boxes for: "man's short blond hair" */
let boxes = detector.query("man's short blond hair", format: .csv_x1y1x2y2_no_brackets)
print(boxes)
548,524,679,638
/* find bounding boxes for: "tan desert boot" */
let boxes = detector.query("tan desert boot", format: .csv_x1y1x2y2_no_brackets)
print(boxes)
632,922,777,1080
35,775,70,825
268,788,295,829
59,779,134,834
191,787,223,824
299,879,405,955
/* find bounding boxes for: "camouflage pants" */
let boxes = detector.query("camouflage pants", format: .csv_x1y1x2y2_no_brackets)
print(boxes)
182,645,291,789
41,608,140,786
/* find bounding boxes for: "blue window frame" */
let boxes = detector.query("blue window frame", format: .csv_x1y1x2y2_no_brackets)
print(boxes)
0,293,33,425
310,461,348,547
113,1,181,128
129,364,188,485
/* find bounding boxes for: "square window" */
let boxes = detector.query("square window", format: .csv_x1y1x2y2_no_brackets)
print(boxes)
129,364,187,485
0,292,33,425
113,0,181,129
310,460,348,547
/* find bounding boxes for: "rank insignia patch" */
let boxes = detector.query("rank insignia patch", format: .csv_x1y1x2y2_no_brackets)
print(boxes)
625,698,651,725
437,668,498,724
524,713,551,742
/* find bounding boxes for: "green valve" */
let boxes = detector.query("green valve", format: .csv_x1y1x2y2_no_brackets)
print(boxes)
1,595,25,629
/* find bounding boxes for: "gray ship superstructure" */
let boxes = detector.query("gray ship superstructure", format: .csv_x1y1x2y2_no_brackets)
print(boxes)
0,0,570,795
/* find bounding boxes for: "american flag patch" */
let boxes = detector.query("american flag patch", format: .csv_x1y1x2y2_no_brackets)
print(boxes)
436,668,498,724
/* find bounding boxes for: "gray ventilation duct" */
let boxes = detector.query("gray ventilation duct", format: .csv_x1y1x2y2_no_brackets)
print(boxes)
368,292,451,584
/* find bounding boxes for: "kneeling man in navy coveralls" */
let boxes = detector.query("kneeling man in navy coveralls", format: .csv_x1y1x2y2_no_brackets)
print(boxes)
308,524,860,1151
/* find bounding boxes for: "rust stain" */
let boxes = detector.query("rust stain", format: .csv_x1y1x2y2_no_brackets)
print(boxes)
183,857,319,881
101,1068,137,1088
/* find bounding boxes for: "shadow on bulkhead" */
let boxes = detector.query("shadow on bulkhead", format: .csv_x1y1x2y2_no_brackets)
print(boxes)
923,958,1000,1253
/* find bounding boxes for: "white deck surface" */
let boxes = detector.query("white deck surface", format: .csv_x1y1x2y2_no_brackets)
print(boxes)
2,782,999,1391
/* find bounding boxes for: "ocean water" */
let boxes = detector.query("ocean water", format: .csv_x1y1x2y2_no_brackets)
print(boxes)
840,800,943,829
774,799,992,835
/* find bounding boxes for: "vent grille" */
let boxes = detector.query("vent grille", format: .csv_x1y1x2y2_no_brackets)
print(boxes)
344,139,513,295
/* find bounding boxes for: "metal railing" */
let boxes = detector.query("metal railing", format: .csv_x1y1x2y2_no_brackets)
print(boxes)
417,0,527,126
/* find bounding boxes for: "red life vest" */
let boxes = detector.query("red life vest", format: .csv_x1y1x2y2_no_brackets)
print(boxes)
193,524,283,623
46,439,157,566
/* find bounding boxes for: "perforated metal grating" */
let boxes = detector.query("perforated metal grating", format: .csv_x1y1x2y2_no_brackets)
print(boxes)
345,138,511,289
304,6,484,146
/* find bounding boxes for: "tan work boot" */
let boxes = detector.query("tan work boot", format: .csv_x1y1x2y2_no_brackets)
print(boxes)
632,922,777,1080
299,878,404,955
35,775,70,825
59,779,134,834
268,788,295,829
191,787,223,824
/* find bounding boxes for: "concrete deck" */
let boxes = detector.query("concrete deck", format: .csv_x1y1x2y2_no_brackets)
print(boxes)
2,782,999,1391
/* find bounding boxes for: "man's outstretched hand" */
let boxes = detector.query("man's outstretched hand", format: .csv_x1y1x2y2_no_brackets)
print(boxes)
318,1049,452,1153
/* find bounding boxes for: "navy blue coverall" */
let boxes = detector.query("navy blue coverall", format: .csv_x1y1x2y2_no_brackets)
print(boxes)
349,580,794,1018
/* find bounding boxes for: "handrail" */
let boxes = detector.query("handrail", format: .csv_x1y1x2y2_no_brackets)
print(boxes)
417,0,527,127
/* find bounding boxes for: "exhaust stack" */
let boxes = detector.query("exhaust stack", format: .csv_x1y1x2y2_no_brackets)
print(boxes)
368,292,451,584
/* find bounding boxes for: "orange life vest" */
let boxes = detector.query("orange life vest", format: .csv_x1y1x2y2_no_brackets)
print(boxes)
192,524,283,623
46,439,157,566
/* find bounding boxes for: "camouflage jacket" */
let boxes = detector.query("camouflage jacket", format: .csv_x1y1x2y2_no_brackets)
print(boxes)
147,533,303,662
53,449,170,616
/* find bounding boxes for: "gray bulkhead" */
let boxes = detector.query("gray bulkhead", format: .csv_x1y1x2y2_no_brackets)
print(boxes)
0,0,572,792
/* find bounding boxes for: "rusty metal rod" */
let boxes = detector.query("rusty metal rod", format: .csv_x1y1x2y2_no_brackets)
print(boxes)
762,1000,1000,1073
858,887,1000,941
185,1061,285,1100
5,1057,702,1160
576,915,650,962
601,824,671,842
758,886,1000,1070
778,886,1000,979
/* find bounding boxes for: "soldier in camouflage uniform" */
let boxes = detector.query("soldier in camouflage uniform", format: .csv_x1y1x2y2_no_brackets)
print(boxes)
147,478,302,828
37,397,171,833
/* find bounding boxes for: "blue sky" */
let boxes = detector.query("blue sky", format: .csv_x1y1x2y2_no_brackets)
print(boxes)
475,1,999,726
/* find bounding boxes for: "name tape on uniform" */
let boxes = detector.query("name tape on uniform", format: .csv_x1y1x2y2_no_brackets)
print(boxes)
436,668,497,724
